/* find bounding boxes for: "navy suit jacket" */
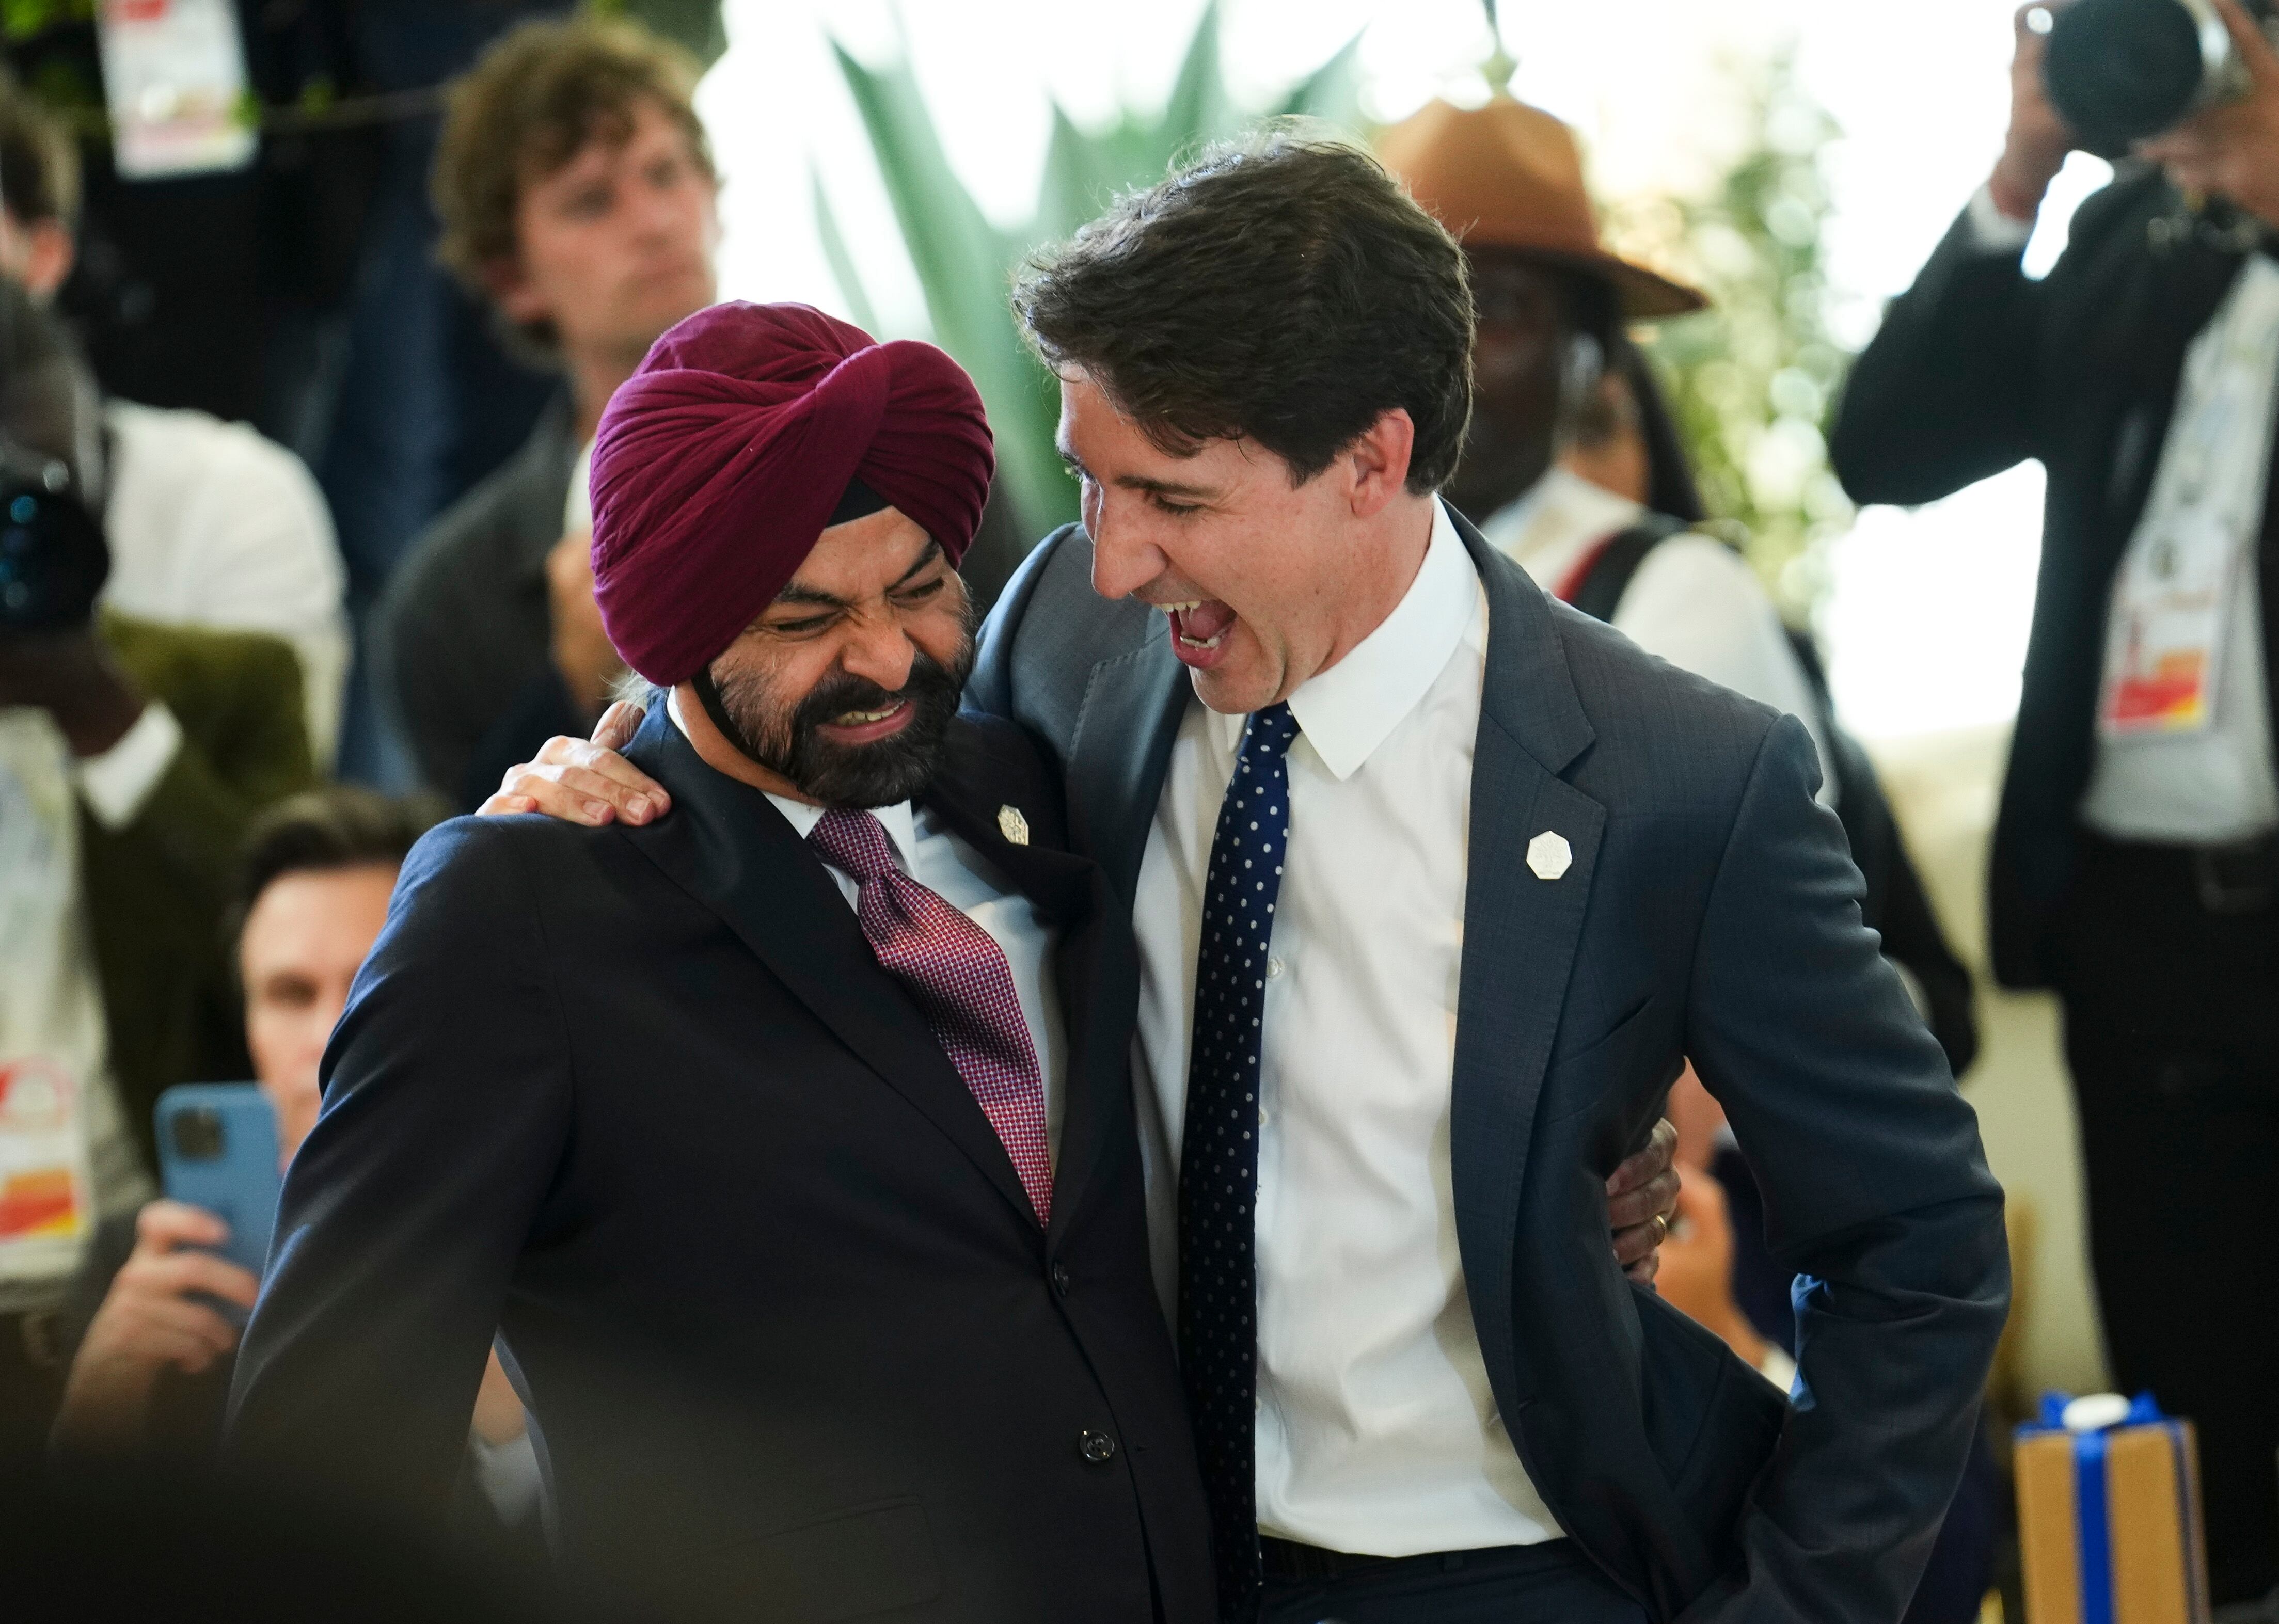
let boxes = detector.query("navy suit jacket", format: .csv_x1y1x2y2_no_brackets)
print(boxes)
226,709,1214,1624
964,511,2010,1624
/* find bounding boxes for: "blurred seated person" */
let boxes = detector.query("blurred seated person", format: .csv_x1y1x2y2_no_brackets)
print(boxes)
0,79,350,765
376,17,718,810
49,786,538,1521
0,285,313,1463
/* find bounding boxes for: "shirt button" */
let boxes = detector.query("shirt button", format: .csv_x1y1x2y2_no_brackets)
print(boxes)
1267,957,1285,979
1050,1261,1071,1296
1079,1429,1118,1464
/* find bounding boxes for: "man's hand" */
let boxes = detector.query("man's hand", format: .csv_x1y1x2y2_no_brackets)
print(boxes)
479,696,667,824
1991,3,2079,221
1608,1117,1681,1285
2139,0,2279,230
52,1200,259,1453
0,627,146,757
547,528,625,723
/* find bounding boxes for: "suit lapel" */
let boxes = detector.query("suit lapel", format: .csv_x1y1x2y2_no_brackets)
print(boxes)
1064,626,1190,907
618,708,1039,1229
1446,515,1607,1418
918,732,1131,1244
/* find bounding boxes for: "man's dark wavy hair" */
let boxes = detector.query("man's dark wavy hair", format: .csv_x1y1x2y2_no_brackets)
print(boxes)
1014,125,1475,495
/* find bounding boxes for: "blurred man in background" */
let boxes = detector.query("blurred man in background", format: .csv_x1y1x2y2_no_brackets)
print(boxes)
50,785,539,1534
1830,1,2279,1603
0,284,311,1464
377,16,718,811
0,79,350,765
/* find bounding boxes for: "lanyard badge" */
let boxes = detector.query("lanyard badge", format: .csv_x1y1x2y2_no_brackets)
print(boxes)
2098,257,2279,739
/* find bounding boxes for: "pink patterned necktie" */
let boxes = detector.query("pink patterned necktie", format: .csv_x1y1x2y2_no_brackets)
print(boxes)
807,808,1052,1225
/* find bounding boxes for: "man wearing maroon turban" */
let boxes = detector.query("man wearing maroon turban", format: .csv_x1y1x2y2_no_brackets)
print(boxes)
225,302,1217,1624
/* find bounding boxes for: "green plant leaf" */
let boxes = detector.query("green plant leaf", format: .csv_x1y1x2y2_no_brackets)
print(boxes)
810,164,882,337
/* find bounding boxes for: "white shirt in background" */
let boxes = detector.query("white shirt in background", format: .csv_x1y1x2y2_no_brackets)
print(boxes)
99,400,349,765
1131,500,1562,1558
1482,465,1834,803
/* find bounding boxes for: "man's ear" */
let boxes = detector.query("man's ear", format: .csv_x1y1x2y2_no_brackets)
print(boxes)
1344,407,1417,519
483,253,548,327
22,221,74,300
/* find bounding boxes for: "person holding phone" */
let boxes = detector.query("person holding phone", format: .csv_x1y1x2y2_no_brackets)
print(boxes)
47,789,504,1459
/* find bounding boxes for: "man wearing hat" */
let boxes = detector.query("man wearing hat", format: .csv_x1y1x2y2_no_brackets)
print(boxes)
224,302,1214,1624
1379,97,1834,783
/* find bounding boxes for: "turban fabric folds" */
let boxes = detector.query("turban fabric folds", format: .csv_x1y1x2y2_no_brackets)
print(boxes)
590,301,995,687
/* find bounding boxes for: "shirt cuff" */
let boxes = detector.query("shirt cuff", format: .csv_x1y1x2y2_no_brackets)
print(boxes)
1966,183,2036,254
75,700,182,831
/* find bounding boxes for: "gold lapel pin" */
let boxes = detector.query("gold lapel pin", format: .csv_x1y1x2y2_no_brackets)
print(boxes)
1527,830,1572,881
997,805,1031,847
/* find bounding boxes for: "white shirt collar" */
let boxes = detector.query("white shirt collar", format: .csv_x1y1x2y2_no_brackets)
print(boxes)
1269,497,1479,782
664,688,921,871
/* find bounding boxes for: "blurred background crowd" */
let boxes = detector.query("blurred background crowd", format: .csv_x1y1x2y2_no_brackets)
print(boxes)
1,0,2272,1619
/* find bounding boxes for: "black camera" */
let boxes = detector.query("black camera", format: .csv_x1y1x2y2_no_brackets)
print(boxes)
2041,0,2279,154
0,443,106,635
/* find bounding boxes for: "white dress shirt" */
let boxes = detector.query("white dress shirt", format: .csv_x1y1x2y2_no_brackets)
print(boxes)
1482,466,1834,803
1130,499,1561,1558
662,693,1071,1162
1965,189,2279,841
99,399,350,764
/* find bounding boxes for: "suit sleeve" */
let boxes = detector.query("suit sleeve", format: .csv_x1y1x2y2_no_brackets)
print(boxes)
1680,715,2009,1624
1826,202,2049,505
224,819,573,1518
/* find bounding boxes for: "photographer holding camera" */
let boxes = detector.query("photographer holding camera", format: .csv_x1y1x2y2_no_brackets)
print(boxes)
1830,0,2279,1601
0,285,311,1465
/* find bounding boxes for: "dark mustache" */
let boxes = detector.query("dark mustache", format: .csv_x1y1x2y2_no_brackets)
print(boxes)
792,655,960,735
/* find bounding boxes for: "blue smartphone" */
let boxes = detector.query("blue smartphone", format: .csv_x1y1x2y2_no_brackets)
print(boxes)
153,1084,282,1310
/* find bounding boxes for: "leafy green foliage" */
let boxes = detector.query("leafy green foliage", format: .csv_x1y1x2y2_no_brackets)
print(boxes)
1604,52,1853,615
822,2,1360,540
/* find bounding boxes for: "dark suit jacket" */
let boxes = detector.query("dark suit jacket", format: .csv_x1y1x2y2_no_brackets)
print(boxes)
375,395,579,807
965,513,2009,1624
90,611,316,1171
225,707,1212,1624
1828,170,2269,987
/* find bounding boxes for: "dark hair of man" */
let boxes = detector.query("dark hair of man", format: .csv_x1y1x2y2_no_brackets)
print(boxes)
1015,125,1475,494
431,15,711,358
225,787,447,957
0,76,79,231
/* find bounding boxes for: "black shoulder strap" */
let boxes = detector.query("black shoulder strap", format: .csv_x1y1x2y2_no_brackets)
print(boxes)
1567,514,1688,624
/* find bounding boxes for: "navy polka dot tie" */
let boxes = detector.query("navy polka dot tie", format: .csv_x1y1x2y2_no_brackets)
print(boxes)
1178,701,1299,1621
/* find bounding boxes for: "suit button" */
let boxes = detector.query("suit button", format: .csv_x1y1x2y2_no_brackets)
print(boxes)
1050,1261,1072,1295
1079,1429,1117,1464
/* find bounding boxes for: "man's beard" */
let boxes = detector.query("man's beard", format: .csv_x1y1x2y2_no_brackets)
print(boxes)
706,633,974,809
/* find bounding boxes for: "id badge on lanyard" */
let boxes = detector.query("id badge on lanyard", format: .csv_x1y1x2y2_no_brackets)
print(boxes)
2098,257,2279,739
96,0,258,180
0,1059,92,1285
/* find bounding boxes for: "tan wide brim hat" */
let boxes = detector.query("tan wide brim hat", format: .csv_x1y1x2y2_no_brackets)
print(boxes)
1379,97,1708,321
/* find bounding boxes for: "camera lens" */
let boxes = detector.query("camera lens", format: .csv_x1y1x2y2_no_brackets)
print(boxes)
2045,0,2215,153
171,1105,226,1161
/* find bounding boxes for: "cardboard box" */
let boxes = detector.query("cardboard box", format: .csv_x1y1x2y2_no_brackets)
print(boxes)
2016,1395,2210,1624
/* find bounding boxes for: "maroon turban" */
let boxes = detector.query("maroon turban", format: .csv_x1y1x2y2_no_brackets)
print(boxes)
590,301,994,686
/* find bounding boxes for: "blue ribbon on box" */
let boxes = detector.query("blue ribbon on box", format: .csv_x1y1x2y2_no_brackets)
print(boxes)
2022,1391,2186,1624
